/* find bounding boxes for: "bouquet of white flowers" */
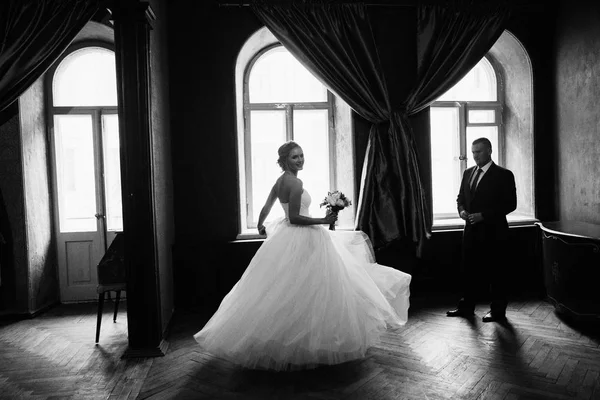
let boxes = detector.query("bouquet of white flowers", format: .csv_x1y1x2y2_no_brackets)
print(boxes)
320,190,352,231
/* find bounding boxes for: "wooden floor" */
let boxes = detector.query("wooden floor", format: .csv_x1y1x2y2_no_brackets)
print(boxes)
1,293,599,400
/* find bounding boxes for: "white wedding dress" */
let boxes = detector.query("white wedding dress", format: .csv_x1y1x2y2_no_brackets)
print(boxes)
194,190,411,371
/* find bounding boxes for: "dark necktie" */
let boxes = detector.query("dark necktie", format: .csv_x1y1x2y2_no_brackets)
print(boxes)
470,168,483,197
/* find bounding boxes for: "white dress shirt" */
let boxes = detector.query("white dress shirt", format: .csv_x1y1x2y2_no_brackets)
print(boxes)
470,160,493,190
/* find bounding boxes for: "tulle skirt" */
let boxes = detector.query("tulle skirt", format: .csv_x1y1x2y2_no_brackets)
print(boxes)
193,218,411,371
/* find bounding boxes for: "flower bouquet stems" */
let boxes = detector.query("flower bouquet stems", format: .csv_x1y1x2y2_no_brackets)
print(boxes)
328,207,342,231
320,191,351,232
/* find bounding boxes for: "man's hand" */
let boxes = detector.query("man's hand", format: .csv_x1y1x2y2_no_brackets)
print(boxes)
468,212,484,224
459,210,469,220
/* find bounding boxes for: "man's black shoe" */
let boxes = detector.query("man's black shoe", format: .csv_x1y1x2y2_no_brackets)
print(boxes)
446,308,474,317
482,311,506,322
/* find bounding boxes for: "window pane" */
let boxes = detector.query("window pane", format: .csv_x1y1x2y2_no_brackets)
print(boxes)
437,57,497,102
54,115,97,232
249,47,327,103
430,107,462,216
469,109,495,124
102,114,123,232
250,110,286,223
293,109,330,218
466,126,499,168
53,47,117,106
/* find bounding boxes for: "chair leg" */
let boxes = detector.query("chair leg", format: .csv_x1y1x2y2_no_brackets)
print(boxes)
96,292,105,343
113,290,121,322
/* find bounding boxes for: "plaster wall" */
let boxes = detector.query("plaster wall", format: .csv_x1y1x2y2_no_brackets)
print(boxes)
19,78,57,313
74,19,114,43
490,31,535,218
554,1,600,224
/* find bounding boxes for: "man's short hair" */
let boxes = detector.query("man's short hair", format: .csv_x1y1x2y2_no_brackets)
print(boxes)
472,137,492,150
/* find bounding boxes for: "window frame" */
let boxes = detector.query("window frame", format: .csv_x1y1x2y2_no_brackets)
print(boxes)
48,41,118,108
242,43,337,229
46,41,118,117
430,55,505,221
45,41,119,234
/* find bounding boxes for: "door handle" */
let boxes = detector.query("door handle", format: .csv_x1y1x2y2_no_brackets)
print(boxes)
458,155,467,161
95,213,105,219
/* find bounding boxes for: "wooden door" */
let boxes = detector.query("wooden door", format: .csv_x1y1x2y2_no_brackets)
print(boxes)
51,111,122,302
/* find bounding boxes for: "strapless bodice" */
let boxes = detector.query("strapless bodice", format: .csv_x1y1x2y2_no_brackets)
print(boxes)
281,190,312,218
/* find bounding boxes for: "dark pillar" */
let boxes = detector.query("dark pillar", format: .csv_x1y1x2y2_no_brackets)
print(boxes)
112,1,167,357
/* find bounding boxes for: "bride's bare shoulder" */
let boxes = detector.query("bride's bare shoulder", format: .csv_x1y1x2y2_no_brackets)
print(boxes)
280,174,302,188
276,174,303,202
277,173,301,184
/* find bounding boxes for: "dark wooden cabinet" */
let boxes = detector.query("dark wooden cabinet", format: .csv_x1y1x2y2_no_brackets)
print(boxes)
536,221,600,320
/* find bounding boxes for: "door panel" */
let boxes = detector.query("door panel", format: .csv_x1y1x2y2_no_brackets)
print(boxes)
66,239,93,284
60,234,105,300
52,112,122,302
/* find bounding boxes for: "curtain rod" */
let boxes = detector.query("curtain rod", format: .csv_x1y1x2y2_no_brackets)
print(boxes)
216,1,546,9
217,1,416,6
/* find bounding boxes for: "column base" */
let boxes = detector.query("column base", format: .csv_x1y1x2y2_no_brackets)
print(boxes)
122,339,169,358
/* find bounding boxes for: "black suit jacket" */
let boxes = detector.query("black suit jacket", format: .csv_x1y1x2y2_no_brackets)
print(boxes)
457,163,517,241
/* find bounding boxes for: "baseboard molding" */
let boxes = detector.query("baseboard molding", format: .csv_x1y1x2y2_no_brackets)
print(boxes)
0,301,59,321
122,339,169,359
162,307,175,339
546,295,600,322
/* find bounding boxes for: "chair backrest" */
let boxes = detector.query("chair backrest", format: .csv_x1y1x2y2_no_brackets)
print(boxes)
97,233,126,285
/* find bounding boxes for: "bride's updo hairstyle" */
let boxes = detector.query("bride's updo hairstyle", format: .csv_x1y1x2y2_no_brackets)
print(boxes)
277,140,301,171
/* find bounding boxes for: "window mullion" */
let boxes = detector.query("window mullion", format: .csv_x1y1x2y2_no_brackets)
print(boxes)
327,91,336,191
94,110,109,247
498,105,504,166
244,106,253,229
286,104,293,141
459,102,468,171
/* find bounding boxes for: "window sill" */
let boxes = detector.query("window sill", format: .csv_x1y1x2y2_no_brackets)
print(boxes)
432,215,539,232
234,217,539,242
233,226,356,243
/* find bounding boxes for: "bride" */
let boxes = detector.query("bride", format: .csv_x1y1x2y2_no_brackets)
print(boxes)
194,141,411,371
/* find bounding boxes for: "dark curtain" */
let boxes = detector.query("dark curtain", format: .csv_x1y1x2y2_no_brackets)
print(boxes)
251,2,432,251
252,1,511,254
403,3,511,254
408,3,510,114
0,0,100,112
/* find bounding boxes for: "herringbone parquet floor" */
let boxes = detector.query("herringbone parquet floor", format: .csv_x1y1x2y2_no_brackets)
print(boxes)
1,293,599,399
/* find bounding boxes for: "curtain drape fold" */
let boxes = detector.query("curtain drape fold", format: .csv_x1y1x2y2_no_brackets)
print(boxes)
407,3,510,114
0,0,100,112
252,1,510,255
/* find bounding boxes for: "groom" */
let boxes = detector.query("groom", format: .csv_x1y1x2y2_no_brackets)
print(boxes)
447,137,517,322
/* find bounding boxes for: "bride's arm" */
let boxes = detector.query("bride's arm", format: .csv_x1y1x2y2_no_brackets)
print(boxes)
257,184,278,235
287,179,336,226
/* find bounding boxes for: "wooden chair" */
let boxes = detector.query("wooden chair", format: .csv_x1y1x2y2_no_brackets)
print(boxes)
96,232,126,343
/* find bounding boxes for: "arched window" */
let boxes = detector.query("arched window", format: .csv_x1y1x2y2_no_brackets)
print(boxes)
53,47,118,107
236,28,354,235
50,45,122,233
430,30,535,225
48,43,123,302
244,45,333,225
